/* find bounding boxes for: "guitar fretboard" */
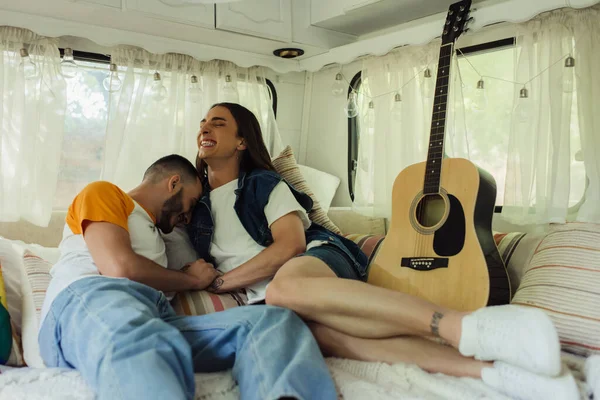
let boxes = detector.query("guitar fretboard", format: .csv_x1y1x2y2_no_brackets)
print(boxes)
424,43,454,195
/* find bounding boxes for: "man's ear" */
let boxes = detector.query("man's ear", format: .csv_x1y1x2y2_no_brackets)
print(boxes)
167,175,181,193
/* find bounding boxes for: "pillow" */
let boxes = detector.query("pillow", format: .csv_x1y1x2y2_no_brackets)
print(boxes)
172,290,247,316
0,260,24,366
344,233,385,261
493,231,544,295
272,146,342,234
0,239,25,335
511,223,600,357
20,250,53,368
297,165,340,213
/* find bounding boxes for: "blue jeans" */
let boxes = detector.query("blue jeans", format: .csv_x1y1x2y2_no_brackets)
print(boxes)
39,276,336,400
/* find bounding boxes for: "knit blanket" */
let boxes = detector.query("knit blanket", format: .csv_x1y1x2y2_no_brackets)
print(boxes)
0,354,593,400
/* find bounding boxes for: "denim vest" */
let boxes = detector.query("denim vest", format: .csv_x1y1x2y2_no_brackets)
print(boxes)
187,169,368,278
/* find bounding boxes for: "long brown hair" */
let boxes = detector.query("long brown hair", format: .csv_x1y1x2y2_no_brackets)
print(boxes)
196,103,276,181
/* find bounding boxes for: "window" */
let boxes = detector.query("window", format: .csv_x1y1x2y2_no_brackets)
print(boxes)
53,50,279,209
348,38,585,209
53,56,110,209
347,72,362,202
456,39,515,207
457,39,585,208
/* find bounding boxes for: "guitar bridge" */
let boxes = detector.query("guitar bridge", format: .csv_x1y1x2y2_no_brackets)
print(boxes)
401,257,449,271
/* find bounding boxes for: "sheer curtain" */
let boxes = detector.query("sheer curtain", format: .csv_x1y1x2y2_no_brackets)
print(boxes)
501,6,600,225
0,28,66,226
353,41,470,217
101,47,282,191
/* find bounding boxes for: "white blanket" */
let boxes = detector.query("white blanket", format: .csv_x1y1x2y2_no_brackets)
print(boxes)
0,355,592,400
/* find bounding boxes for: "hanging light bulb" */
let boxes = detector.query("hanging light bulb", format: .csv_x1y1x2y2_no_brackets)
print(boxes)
150,72,168,101
19,48,38,80
563,55,575,94
514,86,530,124
60,48,79,79
188,75,203,104
222,74,239,102
473,78,488,112
345,91,359,118
331,73,345,97
391,92,402,122
102,63,122,92
422,68,433,99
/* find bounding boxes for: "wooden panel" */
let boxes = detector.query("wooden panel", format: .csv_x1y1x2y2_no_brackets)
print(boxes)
216,0,292,42
125,0,215,29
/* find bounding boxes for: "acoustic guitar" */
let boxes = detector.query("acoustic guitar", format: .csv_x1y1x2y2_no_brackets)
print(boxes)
368,0,511,311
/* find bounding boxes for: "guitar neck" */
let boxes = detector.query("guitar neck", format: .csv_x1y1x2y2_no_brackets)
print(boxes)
424,42,454,195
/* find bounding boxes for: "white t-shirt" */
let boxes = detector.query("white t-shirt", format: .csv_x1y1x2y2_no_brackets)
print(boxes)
40,181,169,325
210,179,311,303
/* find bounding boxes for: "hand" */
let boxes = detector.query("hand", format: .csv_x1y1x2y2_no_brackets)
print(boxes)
183,259,219,290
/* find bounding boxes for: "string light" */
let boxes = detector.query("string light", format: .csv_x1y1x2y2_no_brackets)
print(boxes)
514,86,530,123
345,91,359,118
392,92,402,122
150,72,168,101
563,55,575,94
473,78,487,111
331,49,574,119
19,48,38,80
222,74,239,102
422,68,433,98
331,73,345,97
103,63,122,92
60,48,79,79
189,75,203,104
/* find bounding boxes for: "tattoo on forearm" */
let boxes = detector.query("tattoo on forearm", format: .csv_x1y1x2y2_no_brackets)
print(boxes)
209,277,224,292
430,311,444,337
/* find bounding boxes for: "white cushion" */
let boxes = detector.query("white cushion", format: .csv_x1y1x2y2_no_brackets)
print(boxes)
297,165,341,213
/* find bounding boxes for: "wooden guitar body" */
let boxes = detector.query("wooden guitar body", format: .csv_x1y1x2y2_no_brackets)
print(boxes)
368,158,511,311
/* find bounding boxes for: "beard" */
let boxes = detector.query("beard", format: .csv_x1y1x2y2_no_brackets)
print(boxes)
157,189,184,234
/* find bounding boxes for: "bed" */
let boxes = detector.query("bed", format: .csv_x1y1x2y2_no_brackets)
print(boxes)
0,209,597,400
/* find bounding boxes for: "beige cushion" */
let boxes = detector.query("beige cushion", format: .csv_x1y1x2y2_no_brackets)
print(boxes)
272,146,341,234
511,223,600,356
171,290,248,316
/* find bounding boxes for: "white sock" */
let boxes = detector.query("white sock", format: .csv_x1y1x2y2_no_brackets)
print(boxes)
482,361,579,400
458,305,561,376
585,355,600,399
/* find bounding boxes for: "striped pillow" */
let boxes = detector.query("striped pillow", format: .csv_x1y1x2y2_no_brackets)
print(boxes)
494,231,544,296
20,250,53,367
272,146,342,234
172,290,248,316
511,223,600,356
343,233,385,261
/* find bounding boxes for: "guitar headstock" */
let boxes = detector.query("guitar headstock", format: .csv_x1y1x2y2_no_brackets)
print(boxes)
441,0,473,45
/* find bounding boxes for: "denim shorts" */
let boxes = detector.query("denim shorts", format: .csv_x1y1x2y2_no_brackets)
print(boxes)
301,243,366,281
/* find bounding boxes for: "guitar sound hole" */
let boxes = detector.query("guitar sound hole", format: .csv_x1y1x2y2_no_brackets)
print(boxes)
415,194,446,228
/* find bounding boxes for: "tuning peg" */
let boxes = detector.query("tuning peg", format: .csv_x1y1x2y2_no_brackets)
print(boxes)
464,28,470,34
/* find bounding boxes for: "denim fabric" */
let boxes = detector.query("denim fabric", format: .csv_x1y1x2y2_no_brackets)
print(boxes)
38,276,336,400
187,169,368,278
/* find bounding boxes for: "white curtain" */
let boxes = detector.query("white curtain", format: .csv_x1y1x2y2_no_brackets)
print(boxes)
353,41,470,217
501,6,599,225
0,28,66,226
101,47,282,190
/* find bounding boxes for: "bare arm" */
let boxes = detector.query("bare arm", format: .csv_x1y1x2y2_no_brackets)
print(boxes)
84,221,216,292
207,212,306,293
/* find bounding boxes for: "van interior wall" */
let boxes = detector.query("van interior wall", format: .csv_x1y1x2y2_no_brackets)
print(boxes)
301,59,362,208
